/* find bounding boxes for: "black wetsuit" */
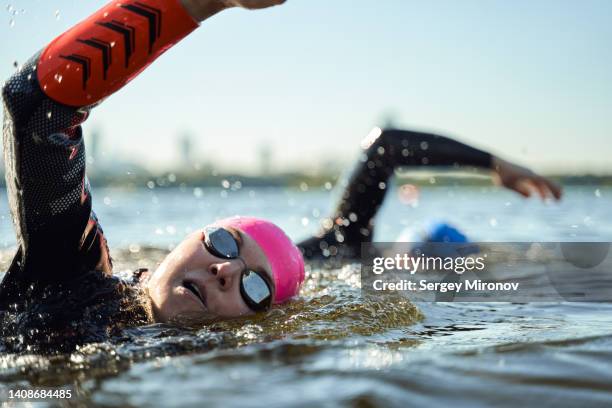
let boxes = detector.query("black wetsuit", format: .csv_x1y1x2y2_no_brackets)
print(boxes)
0,56,146,353
0,54,491,354
297,128,491,259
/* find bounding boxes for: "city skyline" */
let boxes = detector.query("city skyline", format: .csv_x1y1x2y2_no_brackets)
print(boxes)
1,0,611,174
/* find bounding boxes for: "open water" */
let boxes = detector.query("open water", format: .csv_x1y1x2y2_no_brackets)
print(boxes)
0,185,610,407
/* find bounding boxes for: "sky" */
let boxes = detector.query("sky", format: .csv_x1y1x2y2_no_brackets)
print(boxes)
1,0,611,174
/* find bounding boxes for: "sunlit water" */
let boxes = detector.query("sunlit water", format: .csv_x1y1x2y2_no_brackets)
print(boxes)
0,186,611,407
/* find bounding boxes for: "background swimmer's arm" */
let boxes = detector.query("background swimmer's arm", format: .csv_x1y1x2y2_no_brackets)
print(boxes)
297,128,561,259
298,128,495,258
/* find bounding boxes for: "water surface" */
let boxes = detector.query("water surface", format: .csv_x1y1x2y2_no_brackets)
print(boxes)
0,186,611,407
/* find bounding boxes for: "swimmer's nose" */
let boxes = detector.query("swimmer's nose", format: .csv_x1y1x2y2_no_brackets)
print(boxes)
209,259,243,291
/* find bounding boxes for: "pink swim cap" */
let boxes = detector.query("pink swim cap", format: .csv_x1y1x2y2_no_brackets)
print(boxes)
215,216,305,304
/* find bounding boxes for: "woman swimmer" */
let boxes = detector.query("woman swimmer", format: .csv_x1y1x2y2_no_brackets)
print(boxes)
0,0,561,352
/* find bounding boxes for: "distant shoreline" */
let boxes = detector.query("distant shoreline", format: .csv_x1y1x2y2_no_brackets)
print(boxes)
0,171,609,189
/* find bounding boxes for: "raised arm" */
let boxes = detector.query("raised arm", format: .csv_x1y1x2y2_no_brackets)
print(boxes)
0,0,283,291
298,127,561,260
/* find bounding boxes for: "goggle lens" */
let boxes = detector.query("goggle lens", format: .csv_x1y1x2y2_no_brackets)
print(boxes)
241,271,271,305
205,227,239,258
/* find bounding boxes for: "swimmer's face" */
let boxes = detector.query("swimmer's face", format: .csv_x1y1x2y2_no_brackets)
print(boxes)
146,226,274,324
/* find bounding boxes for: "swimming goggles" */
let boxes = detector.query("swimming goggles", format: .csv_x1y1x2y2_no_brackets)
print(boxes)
203,227,272,312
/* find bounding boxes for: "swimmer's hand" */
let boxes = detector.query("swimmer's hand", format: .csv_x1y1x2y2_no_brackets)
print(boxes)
181,0,285,22
220,0,286,9
492,157,562,201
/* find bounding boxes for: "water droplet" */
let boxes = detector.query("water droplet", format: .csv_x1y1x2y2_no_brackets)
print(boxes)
9,18,15,27
54,73,62,83
55,10,61,20
594,189,601,197
46,111,52,119
193,187,203,198
103,196,112,205
301,217,309,226
146,180,155,189
324,181,332,190
221,179,230,189
322,218,333,230
420,141,429,150
378,182,386,190
300,182,309,191
489,218,498,227
110,41,116,47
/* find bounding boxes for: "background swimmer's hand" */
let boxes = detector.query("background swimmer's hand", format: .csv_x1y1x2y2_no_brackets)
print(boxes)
181,0,285,22
492,157,562,201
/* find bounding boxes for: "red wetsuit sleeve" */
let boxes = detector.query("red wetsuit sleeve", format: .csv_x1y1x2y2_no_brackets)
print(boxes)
37,0,198,107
